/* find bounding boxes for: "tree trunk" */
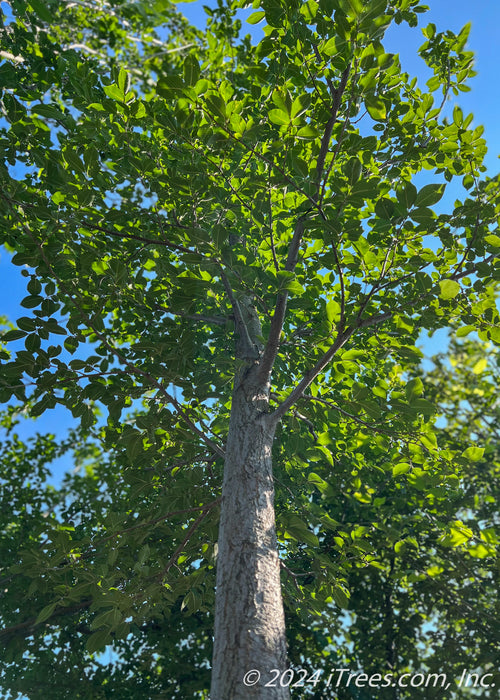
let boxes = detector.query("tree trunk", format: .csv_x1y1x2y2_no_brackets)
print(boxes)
210,361,289,699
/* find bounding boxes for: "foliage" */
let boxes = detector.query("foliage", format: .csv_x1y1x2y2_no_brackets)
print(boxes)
1,0,500,697
1,340,500,698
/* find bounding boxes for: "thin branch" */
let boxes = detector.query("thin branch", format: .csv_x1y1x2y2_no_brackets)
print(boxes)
270,308,395,423
152,303,229,326
280,561,304,596
302,394,396,436
268,184,280,273
0,51,24,63
293,410,318,441
0,600,91,641
436,60,451,117
255,58,351,385
201,111,323,215
319,60,358,205
270,326,355,423
94,498,221,548
82,220,206,258
155,508,212,580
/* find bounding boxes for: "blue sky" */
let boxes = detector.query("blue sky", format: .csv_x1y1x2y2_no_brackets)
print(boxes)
1,0,499,477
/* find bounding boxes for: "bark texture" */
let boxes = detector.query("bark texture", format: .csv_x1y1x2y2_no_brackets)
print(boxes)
211,298,289,699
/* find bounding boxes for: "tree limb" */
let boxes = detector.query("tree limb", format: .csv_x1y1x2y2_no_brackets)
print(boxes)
218,266,260,360
257,216,307,383
315,64,351,195
269,326,355,422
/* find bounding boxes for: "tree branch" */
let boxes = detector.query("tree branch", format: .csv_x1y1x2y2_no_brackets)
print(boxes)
270,309,394,422
256,61,351,385
218,266,259,360
315,63,351,196
82,220,206,258
258,216,307,383
87,498,221,554
301,394,396,436
155,508,212,581
152,303,229,326
269,326,355,422
0,600,91,642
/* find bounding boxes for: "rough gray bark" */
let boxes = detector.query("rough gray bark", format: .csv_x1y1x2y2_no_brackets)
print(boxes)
211,297,289,700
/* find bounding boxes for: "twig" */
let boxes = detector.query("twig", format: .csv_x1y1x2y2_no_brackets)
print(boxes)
302,394,396,436
155,508,212,580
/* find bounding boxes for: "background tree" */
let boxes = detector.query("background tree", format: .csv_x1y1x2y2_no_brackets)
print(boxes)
1,0,500,698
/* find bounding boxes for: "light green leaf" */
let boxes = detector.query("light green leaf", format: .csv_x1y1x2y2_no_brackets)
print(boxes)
268,109,290,126
439,280,460,300
365,95,387,121
392,462,411,476
405,378,424,401
247,10,265,24
462,446,484,461
472,357,487,374
484,234,500,247
117,68,131,95
308,472,330,494
183,55,200,86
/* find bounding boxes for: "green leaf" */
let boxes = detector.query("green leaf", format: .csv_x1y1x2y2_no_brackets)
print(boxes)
126,432,144,462
86,630,112,654
439,280,460,300
205,94,226,119
405,377,424,401
375,198,395,219
462,446,484,461
415,183,445,207
308,472,331,494
2,329,27,342
104,84,126,102
29,0,52,21
297,125,319,139
283,515,319,547
117,68,131,95
472,357,488,374
396,182,417,210
21,295,44,309
156,75,186,97
35,602,57,624
247,10,266,24
365,95,387,121
326,300,341,324
343,158,362,185
484,234,500,247
268,109,290,126
183,55,200,86
441,521,474,547
331,585,350,609
392,462,411,476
